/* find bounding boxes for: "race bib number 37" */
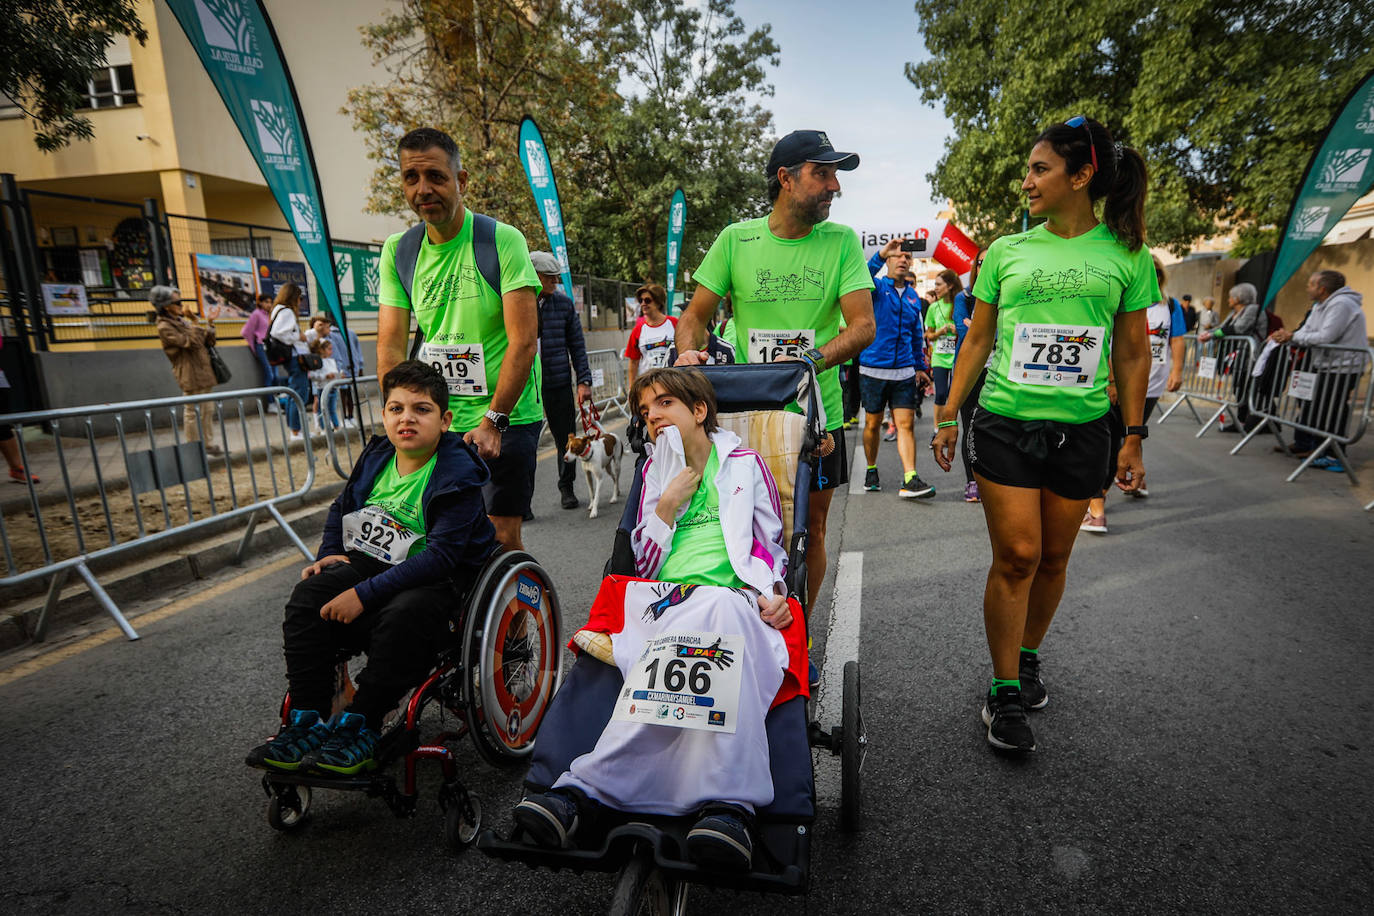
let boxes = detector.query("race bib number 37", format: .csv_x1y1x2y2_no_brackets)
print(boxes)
747,328,815,364
419,342,488,396
612,631,744,734
1009,323,1104,388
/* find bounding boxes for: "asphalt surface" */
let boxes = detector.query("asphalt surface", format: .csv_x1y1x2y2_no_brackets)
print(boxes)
2,409,1371,915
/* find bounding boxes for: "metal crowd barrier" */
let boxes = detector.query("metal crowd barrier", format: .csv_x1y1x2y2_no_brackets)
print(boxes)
1156,334,1258,437
586,348,632,420
1229,340,1374,485
318,375,383,479
0,387,316,641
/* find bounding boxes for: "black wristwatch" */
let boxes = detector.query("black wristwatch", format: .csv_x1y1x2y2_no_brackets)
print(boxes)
1126,425,1149,439
801,348,826,372
484,409,510,433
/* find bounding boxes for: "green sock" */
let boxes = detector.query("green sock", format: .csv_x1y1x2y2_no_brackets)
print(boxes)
867,464,877,471
991,677,1020,696
1020,646,1039,656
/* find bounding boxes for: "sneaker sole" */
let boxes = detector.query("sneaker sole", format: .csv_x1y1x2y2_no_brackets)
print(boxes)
686,828,753,870
514,801,577,848
980,703,1036,752
308,757,379,776
1079,522,1107,533
864,485,881,492
899,487,936,499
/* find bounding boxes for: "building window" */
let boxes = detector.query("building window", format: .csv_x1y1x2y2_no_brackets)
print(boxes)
79,64,138,110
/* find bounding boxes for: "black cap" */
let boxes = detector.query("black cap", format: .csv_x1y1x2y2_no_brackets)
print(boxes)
765,130,859,177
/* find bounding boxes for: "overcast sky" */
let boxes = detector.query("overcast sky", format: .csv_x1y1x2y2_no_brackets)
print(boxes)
733,0,954,236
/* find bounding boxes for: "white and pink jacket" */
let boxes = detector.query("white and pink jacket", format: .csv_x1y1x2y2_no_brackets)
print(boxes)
630,425,787,595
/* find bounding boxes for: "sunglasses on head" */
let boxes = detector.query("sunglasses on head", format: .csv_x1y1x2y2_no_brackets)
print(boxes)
1065,115,1099,173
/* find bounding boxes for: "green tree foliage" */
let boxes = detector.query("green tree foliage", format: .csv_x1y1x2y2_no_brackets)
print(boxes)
344,0,623,253
1,0,147,151
906,0,1374,255
345,0,779,280
571,0,779,280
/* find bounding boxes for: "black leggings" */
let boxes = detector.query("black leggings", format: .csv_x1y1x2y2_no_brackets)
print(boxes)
958,369,988,483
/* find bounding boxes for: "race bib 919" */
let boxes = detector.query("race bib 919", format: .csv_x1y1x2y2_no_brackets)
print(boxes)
747,328,815,364
418,342,488,396
612,631,744,734
1008,323,1104,388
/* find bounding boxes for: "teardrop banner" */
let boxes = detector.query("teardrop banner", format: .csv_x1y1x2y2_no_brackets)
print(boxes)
665,188,687,313
1264,70,1374,308
162,0,343,324
517,116,574,298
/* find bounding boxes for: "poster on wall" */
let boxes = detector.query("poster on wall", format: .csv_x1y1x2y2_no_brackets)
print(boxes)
79,248,112,288
193,253,257,317
41,283,90,316
331,245,380,312
256,258,311,315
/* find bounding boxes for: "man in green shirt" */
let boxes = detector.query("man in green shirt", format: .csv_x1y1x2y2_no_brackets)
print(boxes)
676,129,876,619
375,127,542,551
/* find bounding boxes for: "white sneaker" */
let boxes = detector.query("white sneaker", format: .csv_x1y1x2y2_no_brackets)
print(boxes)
289,431,304,442
266,402,281,415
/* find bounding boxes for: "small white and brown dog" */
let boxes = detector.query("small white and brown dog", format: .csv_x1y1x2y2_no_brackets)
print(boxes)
564,428,622,518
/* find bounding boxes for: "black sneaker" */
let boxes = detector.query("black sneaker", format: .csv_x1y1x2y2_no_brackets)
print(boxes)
1019,651,1048,710
301,711,380,775
514,789,580,848
899,472,935,499
864,467,881,491
245,709,330,771
560,490,580,510
981,687,1036,752
686,804,754,871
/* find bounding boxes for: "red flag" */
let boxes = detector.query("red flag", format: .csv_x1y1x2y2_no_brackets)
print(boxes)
933,221,979,274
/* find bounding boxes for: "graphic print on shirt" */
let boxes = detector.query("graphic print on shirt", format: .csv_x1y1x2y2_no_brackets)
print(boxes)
417,265,480,311
751,266,825,303
641,336,673,369
1020,262,1110,306
643,583,700,622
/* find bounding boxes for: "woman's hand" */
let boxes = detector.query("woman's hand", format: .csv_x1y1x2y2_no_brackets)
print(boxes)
931,412,959,472
1115,439,1146,493
757,592,792,629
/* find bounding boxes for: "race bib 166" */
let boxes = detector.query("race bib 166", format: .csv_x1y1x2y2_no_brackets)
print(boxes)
612,630,744,734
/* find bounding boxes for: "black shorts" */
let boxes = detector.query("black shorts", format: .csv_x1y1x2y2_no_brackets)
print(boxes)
858,373,918,413
475,420,540,518
966,407,1111,500
814,426,849,492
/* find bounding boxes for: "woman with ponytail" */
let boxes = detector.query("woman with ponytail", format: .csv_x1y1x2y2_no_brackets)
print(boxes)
931,116,1156,753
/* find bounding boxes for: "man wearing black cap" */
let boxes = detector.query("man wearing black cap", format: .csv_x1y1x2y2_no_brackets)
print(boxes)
675,129,876,618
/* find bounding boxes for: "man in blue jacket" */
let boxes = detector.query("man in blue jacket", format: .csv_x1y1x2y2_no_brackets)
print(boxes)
246,361,498,776
859,238,934,498
532,251,593,509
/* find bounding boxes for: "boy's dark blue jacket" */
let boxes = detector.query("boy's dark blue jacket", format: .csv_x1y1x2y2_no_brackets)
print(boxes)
319,431,498,610
859,251,928,371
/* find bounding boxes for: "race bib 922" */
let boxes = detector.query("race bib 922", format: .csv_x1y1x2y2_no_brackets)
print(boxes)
341,505,421,565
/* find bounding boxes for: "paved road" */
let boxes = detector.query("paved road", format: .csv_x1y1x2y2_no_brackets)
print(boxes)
2,410,1371,914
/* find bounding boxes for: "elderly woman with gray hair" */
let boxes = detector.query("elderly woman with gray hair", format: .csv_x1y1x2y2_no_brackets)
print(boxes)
1199,282,1265,431
151,285,223,456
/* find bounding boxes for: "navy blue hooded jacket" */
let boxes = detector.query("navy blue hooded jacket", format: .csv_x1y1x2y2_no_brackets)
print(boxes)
537,288,593,388
859,251,928,371
319,432,498,610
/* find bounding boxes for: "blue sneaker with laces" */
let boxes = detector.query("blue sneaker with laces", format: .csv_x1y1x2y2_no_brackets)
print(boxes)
245,709,330,771
687,804,754,871
514,789,581,848
301,711,380,776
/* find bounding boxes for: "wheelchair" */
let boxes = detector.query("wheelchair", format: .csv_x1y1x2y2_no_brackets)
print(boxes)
254,548,563,852
477,362,868,912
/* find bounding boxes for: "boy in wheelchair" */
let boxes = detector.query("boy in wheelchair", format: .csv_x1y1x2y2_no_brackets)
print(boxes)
246,361,498,776
514,367,807,871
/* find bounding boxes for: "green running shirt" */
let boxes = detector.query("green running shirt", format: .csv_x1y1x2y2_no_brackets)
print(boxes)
925,298,956,369
693,216,874,427
378,209,542,431
362,452,437,560
657,449,746,589
971,223,1158,423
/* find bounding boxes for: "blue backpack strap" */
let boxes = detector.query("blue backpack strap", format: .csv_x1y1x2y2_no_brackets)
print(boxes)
404,214,502,361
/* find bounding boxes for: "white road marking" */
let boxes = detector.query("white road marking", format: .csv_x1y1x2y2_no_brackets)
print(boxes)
849,443,867,495
814,551,862,798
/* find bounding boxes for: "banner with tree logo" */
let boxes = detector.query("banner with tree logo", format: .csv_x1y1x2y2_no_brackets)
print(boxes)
665,188,686,313
162,0,343,322
1266,71,1374,307
517,116,573,298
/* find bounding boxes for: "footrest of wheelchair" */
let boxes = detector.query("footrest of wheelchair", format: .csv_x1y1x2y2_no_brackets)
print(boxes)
476,818,810,895
259,769,393,796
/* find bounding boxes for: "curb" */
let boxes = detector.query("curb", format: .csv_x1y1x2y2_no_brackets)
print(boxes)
0,483,340,653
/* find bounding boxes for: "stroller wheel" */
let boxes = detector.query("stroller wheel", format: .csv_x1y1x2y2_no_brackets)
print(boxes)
266,783,311,831
608,848,688,916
